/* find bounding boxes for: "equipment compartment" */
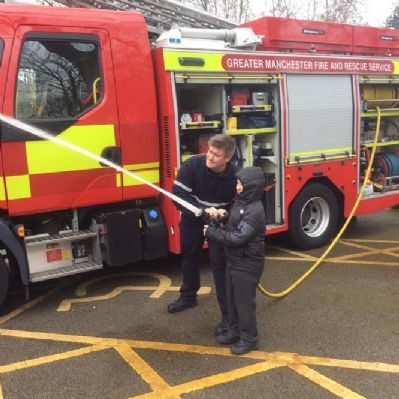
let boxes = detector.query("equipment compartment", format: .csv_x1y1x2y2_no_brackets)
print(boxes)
360,80,399,195
174,76,282,226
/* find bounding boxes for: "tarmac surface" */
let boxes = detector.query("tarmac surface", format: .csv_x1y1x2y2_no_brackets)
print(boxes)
0,209,398,398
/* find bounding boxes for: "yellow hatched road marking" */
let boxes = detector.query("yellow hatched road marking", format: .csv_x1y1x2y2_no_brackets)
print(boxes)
267,239,399,267
0,289,59,325
0,328,398,398
130,361,283,399
0,345,110,373
115,345,181,399
289,364,366,399
267,256,399,267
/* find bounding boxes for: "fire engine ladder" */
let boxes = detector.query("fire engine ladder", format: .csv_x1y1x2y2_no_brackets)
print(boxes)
25,213,103,283
52,0,237,39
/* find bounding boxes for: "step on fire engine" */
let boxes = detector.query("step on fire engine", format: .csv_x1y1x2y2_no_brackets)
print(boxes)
0,5,399,306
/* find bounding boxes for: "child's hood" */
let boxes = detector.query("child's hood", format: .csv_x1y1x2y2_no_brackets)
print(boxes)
236,167,265,205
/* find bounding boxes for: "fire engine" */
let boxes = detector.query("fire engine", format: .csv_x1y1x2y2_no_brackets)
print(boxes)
0,4,399,307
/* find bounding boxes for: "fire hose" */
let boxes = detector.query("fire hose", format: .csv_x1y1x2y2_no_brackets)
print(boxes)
257,107,382,298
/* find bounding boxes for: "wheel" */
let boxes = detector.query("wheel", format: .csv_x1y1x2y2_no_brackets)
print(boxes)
0,255,9,307
288,183,339,250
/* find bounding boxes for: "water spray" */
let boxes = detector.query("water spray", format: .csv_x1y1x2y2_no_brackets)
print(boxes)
0,114,203,217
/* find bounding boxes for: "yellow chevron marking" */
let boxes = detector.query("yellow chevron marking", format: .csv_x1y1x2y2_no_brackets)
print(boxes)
115,345,181,399
289,364,366,399
0,289,59,325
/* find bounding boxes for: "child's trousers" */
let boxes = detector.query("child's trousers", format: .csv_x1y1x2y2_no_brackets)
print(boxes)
226,267,262,343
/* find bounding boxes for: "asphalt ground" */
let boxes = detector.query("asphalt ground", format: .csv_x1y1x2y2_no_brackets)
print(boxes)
0,209,398,399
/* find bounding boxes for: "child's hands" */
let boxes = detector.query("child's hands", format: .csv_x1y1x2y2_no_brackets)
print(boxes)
217,209,227,218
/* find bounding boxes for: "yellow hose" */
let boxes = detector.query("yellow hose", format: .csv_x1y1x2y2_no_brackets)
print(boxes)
258,107,382,298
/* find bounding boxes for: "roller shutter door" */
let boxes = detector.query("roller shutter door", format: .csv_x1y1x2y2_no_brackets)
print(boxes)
286,74,354,163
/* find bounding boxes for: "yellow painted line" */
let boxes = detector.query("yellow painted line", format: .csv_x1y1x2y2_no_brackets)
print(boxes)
340,240,399,257
115,345,180,399
344,239,399,244
339,240,382,250
289,364,366,399
0,345,110,374
58,287,210,312
1,328,399,373
130,361,283,399
0,288,59,325
269,247,319,260
330,249,382,261
57,272,211,311
295,354,399,373
266,256,399,267
0,381,3,399
0,326,398,399
74,272,175,297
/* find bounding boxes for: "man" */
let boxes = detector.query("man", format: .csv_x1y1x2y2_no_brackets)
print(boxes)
168,134,237,335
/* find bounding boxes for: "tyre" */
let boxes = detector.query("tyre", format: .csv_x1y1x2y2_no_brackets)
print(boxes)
288,183,339,250
0,255,9,307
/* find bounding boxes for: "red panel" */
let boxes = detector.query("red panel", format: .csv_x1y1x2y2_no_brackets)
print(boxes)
1,142,27,175
353,26,399,56
110,16,160,175
243,16,353,54
356,194,399,215
284,159,357,223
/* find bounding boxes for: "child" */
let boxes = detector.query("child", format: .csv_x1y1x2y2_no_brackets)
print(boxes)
204,167,266,355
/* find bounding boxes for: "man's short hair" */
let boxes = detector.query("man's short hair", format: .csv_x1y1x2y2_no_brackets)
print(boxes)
208,134,236,158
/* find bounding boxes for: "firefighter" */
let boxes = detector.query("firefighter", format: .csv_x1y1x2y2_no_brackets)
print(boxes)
168,134,237,336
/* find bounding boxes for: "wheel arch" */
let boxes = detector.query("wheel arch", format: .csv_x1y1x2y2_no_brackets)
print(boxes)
289,176,344,217
287,177,343,249
0,219,29,286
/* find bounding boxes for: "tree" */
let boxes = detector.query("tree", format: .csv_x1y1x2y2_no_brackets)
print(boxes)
267,0,300,18
386,3,399,28
259,0,363,24
315,0,363,24
182,0,254,23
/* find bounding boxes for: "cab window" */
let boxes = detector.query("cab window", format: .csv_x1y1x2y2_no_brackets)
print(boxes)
16,36,102,120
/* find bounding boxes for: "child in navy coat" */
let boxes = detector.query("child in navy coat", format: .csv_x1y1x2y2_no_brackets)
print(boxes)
205,167,266,355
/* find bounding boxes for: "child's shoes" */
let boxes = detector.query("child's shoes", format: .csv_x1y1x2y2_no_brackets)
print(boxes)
231,339,258,355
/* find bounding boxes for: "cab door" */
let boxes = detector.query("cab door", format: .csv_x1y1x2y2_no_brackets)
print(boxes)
1,26,122,216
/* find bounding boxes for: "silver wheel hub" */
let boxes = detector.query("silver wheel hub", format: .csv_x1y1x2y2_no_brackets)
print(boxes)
300,196,330,238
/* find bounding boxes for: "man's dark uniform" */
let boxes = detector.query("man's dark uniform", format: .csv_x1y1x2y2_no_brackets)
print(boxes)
172,154,237,317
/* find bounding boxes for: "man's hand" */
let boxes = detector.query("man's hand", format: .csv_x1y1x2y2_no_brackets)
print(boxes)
203,225,208,236
216,209,227,218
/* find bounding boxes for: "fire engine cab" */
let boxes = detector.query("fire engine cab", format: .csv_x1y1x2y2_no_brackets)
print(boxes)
0,5,399,306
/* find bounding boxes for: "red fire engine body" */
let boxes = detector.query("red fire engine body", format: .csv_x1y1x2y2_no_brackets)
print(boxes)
0,5,399,306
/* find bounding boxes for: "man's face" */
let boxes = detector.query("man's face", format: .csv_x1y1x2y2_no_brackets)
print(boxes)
206,145,231,173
